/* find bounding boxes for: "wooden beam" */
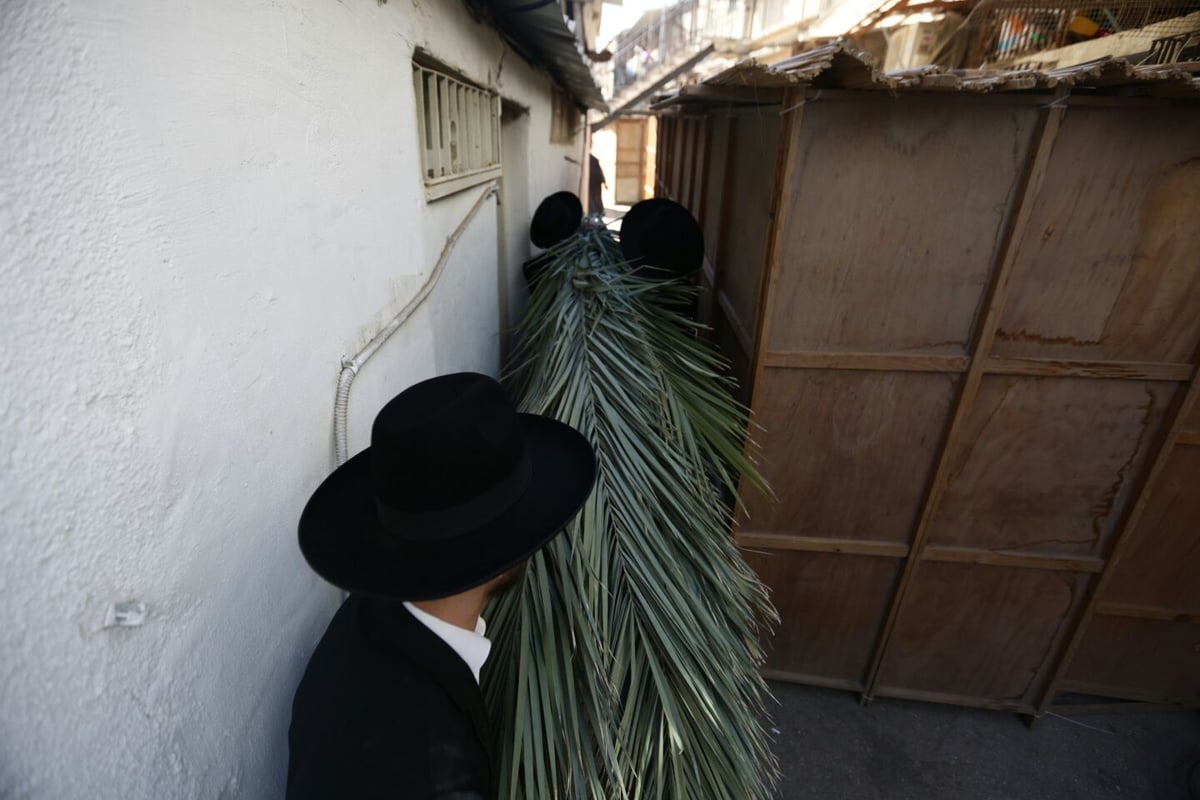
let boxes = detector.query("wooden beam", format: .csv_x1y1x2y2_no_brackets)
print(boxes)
922,546,1104,573
675,84,787,105
1053,680,1200,707
871,685,1035,714
784,88,1055,106
760,670,864,692
736,532,909,559
1095,602,1200,624
763,351,968,373
1036,351,1200,715
1177,430,1200,446
1047,700,1194,716
861,94,1069,703
745,87,803,412
984,357,1194,382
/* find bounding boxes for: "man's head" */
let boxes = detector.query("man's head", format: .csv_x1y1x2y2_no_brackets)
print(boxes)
298,373,595,601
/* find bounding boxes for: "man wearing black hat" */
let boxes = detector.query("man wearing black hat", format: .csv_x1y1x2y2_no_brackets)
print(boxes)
285,373,596,799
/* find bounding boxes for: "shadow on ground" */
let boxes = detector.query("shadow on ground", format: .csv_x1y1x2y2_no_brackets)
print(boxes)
769,681,1200,799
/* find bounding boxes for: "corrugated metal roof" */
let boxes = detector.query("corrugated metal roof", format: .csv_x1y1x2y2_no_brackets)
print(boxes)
474,0,607,111
651,40,1200,105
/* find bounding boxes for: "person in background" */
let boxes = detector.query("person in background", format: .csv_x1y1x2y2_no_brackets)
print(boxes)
588,154,607,218
285,372,596,799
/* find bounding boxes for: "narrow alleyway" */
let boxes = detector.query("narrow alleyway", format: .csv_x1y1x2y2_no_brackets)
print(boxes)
770,682,1200,799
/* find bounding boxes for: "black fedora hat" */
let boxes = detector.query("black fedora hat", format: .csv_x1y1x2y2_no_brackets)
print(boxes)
299,373,595,599
619,198,704,280
530,191,583,249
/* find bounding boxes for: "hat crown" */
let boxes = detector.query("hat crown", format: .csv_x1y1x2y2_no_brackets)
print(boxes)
369,373,525,518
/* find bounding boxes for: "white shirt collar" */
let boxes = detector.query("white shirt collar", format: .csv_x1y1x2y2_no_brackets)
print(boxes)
402,602,492,684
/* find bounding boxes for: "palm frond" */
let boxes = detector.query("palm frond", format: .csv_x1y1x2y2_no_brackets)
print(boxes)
483,227,779,800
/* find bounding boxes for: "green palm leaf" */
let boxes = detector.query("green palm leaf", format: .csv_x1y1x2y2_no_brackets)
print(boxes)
483,226,779,800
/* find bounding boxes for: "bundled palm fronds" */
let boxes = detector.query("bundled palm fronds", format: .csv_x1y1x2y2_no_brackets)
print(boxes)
482,225,779,800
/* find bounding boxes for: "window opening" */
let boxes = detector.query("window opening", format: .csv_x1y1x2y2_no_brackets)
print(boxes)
413,60,502,200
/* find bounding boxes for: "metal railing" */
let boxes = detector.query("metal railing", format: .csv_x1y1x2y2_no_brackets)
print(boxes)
597,1,753,99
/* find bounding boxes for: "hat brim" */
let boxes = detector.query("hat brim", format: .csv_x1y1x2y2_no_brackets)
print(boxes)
298,415,596,600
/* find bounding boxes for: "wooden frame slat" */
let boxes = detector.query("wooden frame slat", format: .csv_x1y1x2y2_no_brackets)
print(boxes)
1054,680,1200,706
1047,700,1194,716
745,88,804,412
736,532,909,559
1096,602,1200,624
922,546,1104,573
763,351,967,373
760,670,864,692
758,354,1193,380
870,685,1035,714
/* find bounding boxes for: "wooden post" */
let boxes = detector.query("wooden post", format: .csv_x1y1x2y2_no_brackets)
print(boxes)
746,87,805,416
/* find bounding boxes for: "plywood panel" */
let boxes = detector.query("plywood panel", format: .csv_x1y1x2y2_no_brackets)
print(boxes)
743,549,901,685
1101,447,1200,612
720,109,781,343
740,368,958,543
1065,616,1200,704
766,100,1038,355
927,376,1174,556
876,563,1089,704
995,107,1200,364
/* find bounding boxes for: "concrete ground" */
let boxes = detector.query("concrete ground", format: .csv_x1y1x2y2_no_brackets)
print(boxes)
768,681,1200,799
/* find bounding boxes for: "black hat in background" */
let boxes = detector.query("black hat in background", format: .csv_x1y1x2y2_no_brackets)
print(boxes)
530,191,583,249
299,373,596,600
619,198,704,280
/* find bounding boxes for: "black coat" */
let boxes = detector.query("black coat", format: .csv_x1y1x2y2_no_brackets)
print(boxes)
286,595,494,799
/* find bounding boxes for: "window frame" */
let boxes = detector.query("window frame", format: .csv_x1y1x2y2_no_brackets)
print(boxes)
412,60,502,201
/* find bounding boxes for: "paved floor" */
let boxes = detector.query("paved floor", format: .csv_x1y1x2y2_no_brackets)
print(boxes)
769,682,1200,799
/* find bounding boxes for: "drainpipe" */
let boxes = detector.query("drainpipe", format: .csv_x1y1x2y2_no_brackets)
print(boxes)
333,181,500,465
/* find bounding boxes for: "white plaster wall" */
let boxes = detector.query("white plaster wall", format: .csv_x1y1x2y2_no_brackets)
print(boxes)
0,0,581,797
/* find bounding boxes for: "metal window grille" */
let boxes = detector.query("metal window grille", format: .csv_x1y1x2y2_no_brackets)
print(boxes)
413,63,501,200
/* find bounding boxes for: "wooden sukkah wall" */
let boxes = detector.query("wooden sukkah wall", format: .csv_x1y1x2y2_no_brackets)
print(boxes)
652,46,1200,716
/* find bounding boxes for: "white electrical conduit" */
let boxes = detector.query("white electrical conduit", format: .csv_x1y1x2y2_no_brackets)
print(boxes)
333,181,500,465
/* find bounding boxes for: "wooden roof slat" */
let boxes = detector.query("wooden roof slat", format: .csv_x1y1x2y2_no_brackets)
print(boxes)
650,39,1200,109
